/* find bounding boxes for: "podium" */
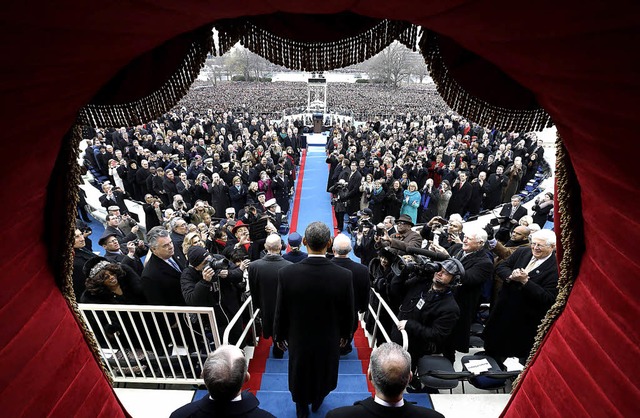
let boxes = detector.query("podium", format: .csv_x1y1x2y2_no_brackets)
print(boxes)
312,112,323,133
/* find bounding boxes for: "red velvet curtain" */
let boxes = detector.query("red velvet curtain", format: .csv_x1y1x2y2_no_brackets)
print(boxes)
0,1,639,416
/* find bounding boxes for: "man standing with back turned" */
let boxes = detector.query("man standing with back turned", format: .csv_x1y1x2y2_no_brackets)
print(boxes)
326,342,444,418
274,222,354,418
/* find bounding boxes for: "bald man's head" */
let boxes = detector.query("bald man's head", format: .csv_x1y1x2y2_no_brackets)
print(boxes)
202,345,248,401
369,342,412,401
264,233,282,253
511,226,531,242
332,233,352,257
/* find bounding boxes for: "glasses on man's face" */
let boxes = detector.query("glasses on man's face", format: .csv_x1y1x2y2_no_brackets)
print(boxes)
531,242,550,249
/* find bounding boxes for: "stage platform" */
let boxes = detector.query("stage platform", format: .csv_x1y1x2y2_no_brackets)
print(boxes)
305,132,329,147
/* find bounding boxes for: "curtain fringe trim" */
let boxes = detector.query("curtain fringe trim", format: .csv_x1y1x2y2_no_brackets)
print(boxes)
60,125,113,384
78,30,214,128
419,31,554,132
512,133,583,390
215,19,418,72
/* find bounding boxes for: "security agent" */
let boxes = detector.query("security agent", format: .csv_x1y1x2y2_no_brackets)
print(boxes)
326,342,444,418
389,257,463,367
170,345,275,418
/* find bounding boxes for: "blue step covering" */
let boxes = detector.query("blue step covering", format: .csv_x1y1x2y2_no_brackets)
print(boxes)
255,390,373,417
265,342,361,361
258,373,369,393
265,359,364,374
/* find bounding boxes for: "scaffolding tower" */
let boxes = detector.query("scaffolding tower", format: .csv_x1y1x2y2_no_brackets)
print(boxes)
306,72,327,113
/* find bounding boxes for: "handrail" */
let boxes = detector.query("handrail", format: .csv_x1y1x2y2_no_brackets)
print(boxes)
368,289,408,351
78,303,220,385
222,295,260,347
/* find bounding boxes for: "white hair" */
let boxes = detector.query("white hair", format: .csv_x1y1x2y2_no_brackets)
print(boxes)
449,214,463,223
532,229,556,246
465,226,488,244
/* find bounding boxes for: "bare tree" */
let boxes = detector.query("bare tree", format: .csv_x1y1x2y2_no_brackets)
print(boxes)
366,42,419,87
224,46,251,80
223,45,276,81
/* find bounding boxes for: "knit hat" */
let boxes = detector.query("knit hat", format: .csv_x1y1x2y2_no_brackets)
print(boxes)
187,245,209,267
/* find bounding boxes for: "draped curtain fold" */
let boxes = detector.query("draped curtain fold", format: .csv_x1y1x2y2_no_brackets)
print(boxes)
80,12,551,132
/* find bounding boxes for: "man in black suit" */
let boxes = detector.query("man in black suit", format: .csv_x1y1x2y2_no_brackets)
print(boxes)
331,234,371,355
248,234,291,359
99,182,130,215
103,213,139,245
141,227,186,307
344,160,363,215
483,229,559,364
273,222,354,418
72,228,96,298
326,342,444,418
169,345,275,418
271,167,290,214
446,170,472,217
443,227,494,360
484,165,506,210
496,195,528,242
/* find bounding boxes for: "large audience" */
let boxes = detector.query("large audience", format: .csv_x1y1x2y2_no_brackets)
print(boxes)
181,81,447,120
74,80,555,395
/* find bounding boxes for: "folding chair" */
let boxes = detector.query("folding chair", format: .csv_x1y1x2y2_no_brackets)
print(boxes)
461,353,520,393
417,355,473,394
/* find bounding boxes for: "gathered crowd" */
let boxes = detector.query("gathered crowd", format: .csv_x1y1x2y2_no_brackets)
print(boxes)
73,80,556,402
181,81,448,121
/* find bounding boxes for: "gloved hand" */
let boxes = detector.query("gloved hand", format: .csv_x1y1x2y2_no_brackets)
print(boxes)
484,223,495,240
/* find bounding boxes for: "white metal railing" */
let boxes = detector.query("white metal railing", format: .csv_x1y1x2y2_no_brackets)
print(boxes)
367,289,409,350
79,304,221,384
223,295,260,347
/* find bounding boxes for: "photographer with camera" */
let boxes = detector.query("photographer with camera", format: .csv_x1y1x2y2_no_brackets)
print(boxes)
187,199,215,225
329,179,349,231
389,256,463,366
171,194,191,221
107,206,143,240
181,246,245,346
431,227,494,357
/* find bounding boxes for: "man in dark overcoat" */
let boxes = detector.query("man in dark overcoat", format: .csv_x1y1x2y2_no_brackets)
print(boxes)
442,227,494,360
330,234,370,355
496,195,528,242
326,343,444,418
273,222,354,418
170,345,275,418
483,229,559,364
344,160,363,215
248,234,291,358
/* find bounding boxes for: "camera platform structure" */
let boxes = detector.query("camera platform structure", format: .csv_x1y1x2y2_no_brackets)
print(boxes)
306,72,327,114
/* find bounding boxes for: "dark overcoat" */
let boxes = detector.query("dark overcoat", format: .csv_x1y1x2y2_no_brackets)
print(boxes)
483,247,559,358
273,257,354,404
326,397,444,418
248,254,292,338
141,253,186,307
447,244,494,353
169,391,275,418
331,257,370,333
